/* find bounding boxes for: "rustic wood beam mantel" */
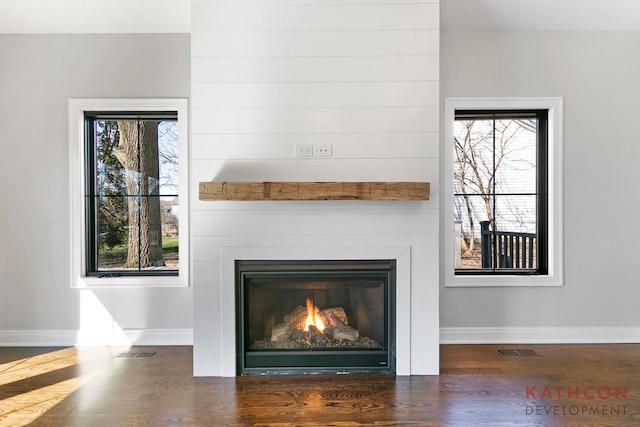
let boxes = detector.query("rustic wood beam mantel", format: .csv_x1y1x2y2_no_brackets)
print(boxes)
199,182,430,201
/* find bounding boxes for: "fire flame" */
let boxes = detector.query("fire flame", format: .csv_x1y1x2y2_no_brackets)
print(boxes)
303,298,325,333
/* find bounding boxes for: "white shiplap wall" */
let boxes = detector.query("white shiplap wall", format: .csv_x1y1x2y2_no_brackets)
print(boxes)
191,0,440,376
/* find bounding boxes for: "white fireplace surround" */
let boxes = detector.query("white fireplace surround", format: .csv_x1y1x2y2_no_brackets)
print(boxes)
219,246,412,376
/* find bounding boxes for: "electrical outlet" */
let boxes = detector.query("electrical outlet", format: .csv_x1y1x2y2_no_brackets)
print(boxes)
314,144,332,157
295,144,313,157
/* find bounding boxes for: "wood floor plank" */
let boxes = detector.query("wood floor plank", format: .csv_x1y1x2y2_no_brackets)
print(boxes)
0,344,639,426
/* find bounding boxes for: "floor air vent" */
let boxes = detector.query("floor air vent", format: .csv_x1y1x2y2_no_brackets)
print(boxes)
115,351,158,359
497,349,541,357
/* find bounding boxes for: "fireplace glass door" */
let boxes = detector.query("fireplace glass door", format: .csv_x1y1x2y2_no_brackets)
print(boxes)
236,260,395,375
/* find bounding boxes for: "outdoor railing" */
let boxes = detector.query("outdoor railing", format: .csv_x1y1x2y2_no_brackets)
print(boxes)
480,221,537,269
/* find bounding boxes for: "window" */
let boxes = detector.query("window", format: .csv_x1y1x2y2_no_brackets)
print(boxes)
85,112,179,275
454,110,547,274
70,99,189,287
444,98,563,287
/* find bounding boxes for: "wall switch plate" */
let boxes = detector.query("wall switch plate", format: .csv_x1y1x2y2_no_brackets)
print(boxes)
314,144,332,157
295,144,313,157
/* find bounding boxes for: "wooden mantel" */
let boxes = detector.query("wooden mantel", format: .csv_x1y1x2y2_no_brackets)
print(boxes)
199,181,430,201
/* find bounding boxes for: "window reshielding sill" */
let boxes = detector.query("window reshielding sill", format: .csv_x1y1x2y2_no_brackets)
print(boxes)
445,274,562,288
73,275,188,289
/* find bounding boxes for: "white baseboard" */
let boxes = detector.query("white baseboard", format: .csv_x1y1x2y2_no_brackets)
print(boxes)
0,329,193,346
4,327,639,347
440,327,640,344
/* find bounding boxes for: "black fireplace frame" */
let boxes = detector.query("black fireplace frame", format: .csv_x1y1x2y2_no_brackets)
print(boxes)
235,259,396,375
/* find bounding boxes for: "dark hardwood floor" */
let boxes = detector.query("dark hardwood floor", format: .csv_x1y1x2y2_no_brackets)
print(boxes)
1,344,639,426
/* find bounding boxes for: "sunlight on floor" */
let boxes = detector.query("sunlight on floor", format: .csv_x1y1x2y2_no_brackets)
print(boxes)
1,372,99,426
0,347,123,426
0,290,136,425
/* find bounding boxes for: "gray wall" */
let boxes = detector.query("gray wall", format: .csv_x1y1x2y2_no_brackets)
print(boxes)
0,34,192,341
441,30,640,331
3,26,639,345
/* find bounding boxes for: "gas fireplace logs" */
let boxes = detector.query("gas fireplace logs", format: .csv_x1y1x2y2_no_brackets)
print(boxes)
273,302,359,343
250,298,382,350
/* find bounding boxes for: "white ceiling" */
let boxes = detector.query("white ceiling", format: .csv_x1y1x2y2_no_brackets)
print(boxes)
0,0,190,33
1,0,640,33
442,0,640,31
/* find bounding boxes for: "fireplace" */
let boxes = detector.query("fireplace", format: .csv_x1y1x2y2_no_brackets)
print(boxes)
235,259,396,375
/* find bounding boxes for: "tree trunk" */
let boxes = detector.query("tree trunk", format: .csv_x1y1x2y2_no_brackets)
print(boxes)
115,120,164,268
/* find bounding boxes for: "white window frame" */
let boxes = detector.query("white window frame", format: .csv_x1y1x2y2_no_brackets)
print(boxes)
444,97,563,287
69,98,190,288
